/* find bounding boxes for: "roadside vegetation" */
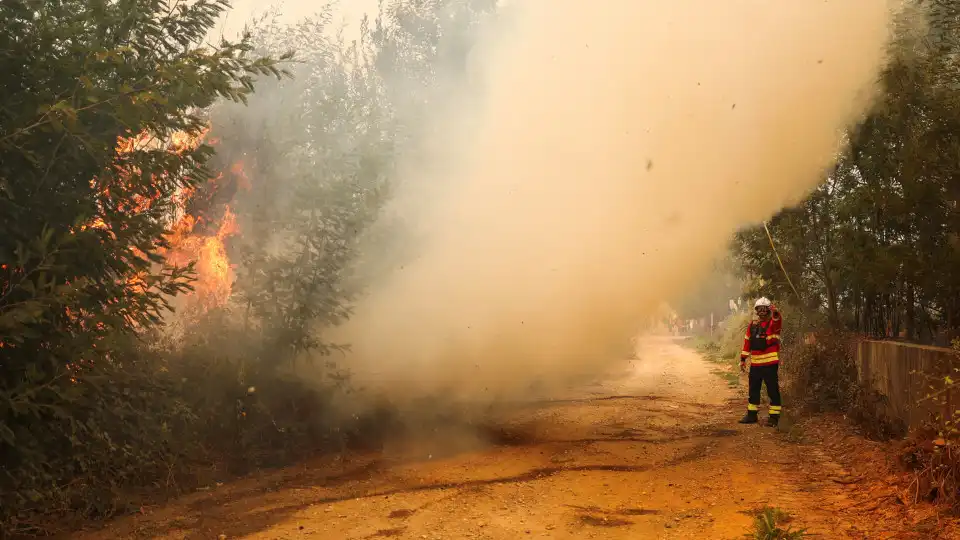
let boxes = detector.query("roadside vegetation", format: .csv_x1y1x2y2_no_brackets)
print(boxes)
7,0,960,536
748,507,806,540
725,1,960,514
0,0,493,535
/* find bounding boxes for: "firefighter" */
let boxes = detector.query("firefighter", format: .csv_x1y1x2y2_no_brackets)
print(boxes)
738,297,783,427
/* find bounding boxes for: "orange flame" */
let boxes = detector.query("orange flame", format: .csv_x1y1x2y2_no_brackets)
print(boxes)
164,205,239,312
170,128,209,155
74,126,245,318
160,128,247,314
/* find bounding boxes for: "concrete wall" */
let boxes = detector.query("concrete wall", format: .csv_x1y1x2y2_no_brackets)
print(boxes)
856,340,958,428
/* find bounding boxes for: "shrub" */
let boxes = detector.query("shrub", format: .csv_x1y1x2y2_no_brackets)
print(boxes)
896,340,960,509
719,311,752,360
0,0,495,535
0,1,286,533
781,328,906,440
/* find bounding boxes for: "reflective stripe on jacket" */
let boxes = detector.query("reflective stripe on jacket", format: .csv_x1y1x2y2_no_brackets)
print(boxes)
741,310,782,366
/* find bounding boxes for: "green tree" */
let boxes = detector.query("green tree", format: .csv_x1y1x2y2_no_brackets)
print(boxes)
0,0,284,530
734,0,960,344
194,0,497,369
155,0,499,471
0,0,499,531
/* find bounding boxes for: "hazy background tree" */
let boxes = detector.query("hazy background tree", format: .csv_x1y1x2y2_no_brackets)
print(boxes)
673,255,745,323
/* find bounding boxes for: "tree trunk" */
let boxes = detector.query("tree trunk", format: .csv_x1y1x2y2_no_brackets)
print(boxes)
823,269,840,328
905,283,916,341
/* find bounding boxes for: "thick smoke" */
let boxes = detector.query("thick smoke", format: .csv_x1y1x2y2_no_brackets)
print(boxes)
332,0,894,405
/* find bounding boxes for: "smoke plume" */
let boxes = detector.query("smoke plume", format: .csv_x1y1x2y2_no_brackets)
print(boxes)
334,0,894,404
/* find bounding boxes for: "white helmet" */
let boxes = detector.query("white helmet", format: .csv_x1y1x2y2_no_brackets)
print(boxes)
754,297,772,309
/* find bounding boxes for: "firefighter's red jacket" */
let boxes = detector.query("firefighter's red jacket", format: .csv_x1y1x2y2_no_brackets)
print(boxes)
740,307,782,366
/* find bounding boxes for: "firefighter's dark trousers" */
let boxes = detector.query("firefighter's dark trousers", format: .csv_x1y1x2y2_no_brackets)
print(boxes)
747,363,782,416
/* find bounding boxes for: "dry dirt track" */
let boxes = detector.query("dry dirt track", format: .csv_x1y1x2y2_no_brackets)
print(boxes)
74,336,926,539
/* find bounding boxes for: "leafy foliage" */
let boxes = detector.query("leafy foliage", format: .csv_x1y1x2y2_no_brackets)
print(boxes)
781,329,906,440
734,2,960,345
0,0,494,534
0,0,288,532
731,2,960,443
165,0,497,463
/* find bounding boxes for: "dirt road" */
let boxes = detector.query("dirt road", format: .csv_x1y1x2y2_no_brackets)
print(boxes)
75,337,921,539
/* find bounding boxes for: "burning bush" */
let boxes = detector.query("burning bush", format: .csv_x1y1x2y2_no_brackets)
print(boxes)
0,0,493,534
0,0,289,533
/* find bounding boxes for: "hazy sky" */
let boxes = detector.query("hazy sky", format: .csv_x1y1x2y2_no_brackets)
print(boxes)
215,0,379,40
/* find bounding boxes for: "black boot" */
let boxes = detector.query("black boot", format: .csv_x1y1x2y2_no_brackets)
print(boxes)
766,414,780,428
738,410,759,424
